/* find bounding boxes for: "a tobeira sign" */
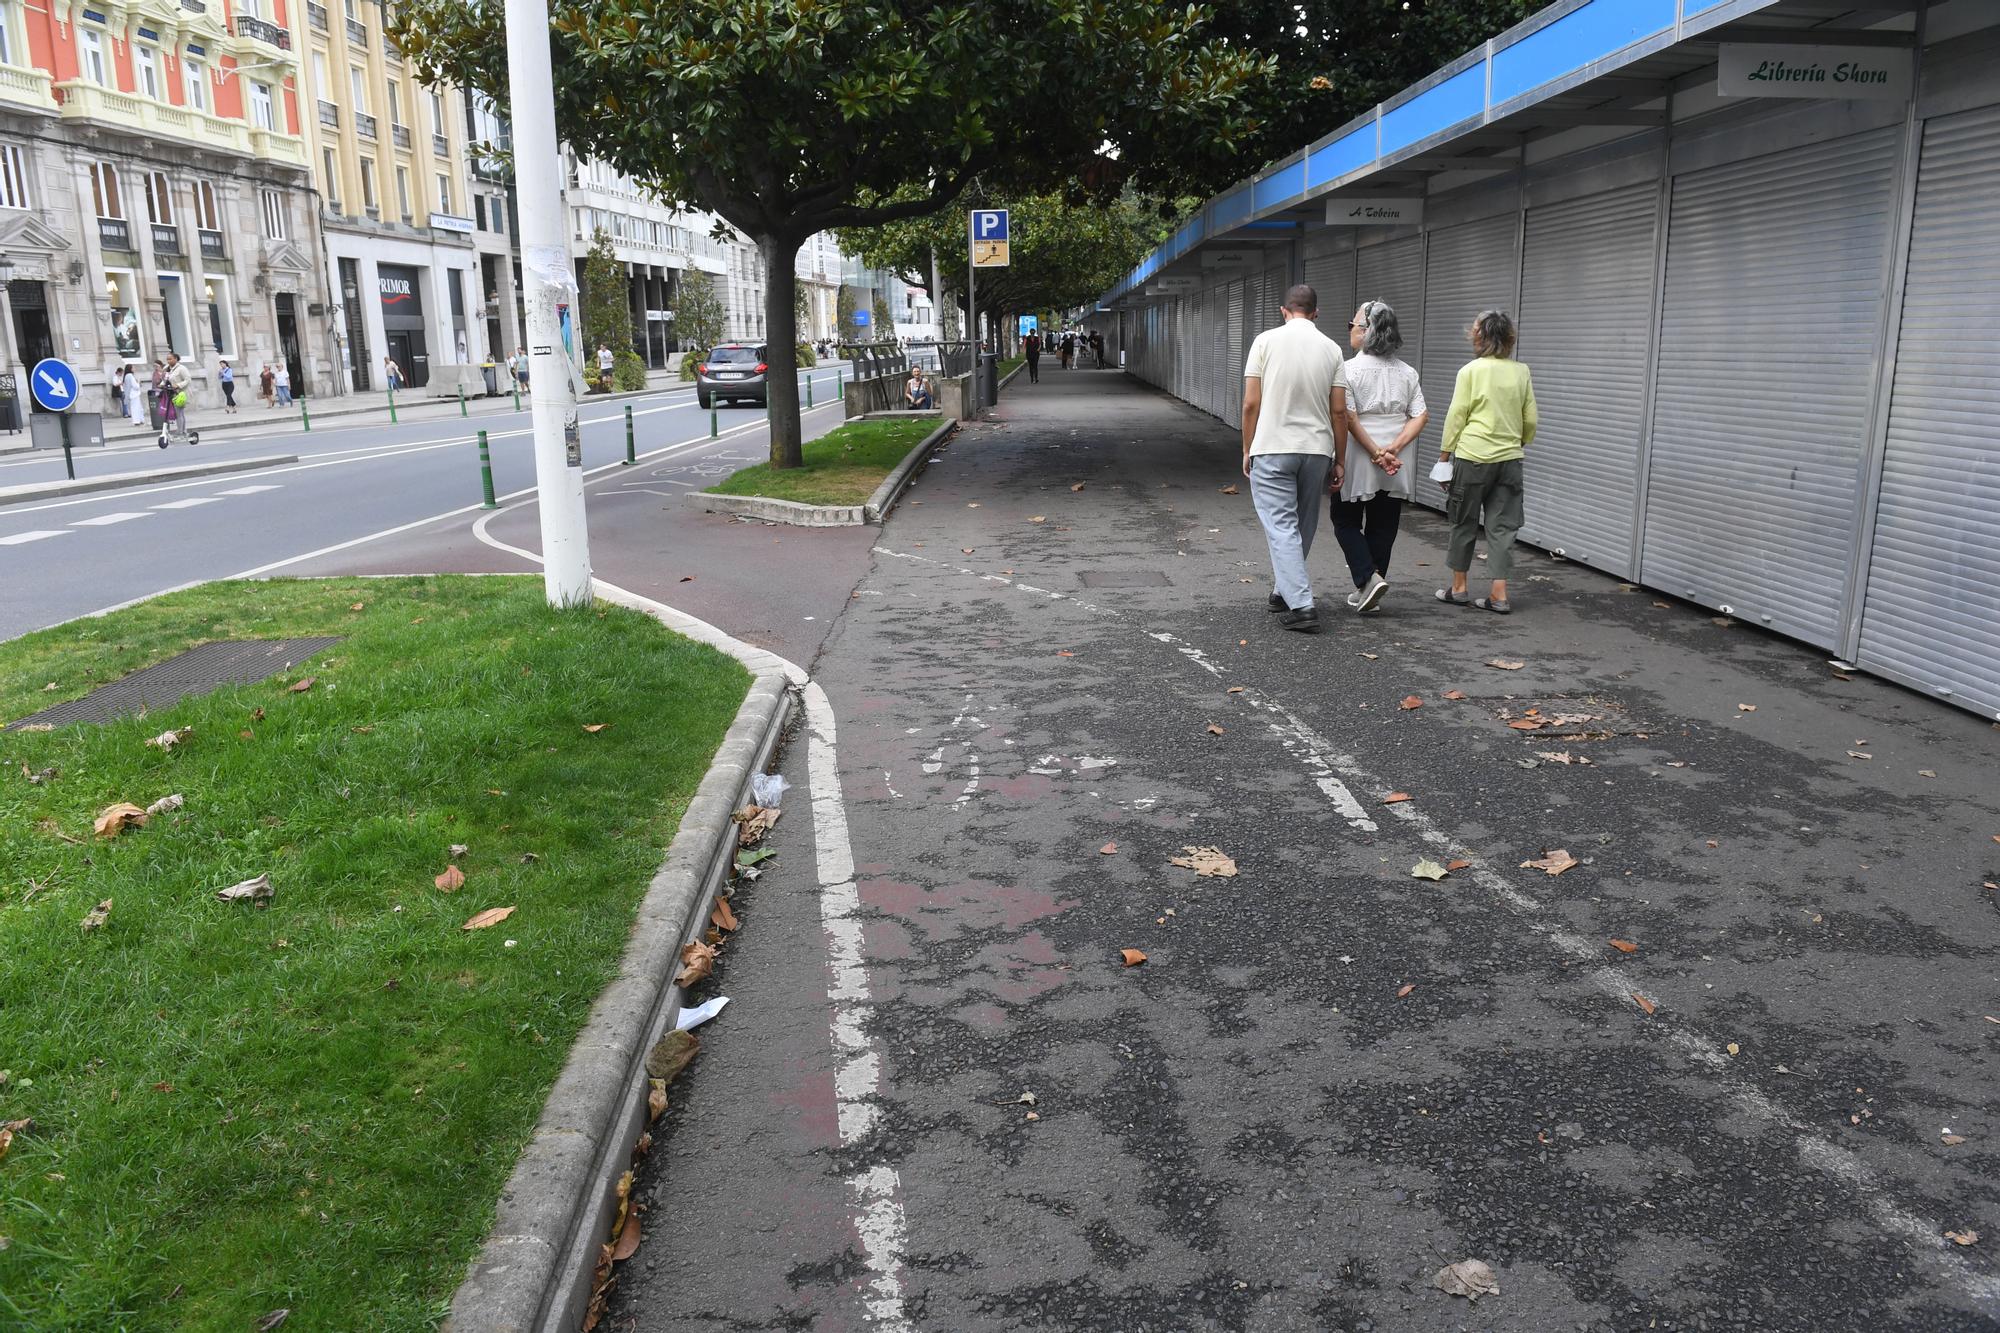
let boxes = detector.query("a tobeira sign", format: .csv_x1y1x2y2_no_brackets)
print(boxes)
1325,196,1424,227
1718,43,1913,101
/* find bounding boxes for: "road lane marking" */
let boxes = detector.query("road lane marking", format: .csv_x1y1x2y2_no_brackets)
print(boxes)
151,497,221,510
0,529,71,545
70,511,152,526
214,484,282,496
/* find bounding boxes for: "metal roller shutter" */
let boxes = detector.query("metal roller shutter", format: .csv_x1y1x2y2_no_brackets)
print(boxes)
1209,283,1230,420
1305,243,1356,333
1857,104,2000,718
1226,279,1246,429
1517,184,1657,576
1190,288,1208,414
1643,128,1900,646
1414,214,1518,509
1355,236,1425,434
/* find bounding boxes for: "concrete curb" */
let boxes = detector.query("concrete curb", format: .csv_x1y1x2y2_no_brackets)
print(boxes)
999,362,1025,391
443,665,795,1333
682,418,956,529
0,454,300,507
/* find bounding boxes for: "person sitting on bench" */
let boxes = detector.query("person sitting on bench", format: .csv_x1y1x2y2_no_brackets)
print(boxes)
904,369,934,410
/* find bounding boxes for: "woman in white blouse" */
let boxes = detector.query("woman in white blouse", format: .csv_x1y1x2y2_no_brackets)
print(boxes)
1333,300,1429,612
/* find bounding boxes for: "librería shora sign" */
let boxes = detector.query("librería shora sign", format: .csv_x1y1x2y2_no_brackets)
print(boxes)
1718,43,1913,100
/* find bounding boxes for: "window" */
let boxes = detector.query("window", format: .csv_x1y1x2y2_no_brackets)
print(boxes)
0,1,13,65
204,275,234,356
349,66,367,112
321,147,339,203
193,180,221,230
0,143,26,209
158,273,192,356
143,170,173,225
359,156,376,209
428,89,445,137
248,81,274,130
434,172,450,214
311,50,328,98
90,161,122,218
185,59,208,111
238,0,263,15
343,0,358,18
386,78,402,126
260,187,287,239
80,28,109,86
135,45,161,99
395,165,410,221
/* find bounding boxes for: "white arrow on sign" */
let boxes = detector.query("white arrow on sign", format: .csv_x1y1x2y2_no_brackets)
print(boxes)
36,368,73,403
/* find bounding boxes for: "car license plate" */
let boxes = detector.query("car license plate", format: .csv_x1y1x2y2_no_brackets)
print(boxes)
716,371,744,379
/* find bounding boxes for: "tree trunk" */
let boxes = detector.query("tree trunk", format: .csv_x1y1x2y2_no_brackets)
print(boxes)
759,232,804,469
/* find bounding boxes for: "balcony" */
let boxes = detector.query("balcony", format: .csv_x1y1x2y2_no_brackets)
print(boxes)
0,63,56,110
247,125,308,165
306,1,328,31
318,99,339,127
55,80,304,162
199,229,226,260
431,131,447,157
355,111,378,139
151,222,182,255
383,36,401,62
346,17,367,44
98,217,133,251
233,14,292,50
391,123,411,150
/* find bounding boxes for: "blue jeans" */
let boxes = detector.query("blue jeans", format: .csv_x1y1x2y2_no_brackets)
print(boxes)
1249,452,1332,611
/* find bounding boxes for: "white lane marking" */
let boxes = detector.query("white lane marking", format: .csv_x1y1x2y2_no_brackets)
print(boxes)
0,529,71,545
70,511,152,526
214,484,283,496
151,496,222,510
872,543,2000,1309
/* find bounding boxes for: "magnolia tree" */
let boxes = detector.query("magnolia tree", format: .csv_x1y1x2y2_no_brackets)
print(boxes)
388,1,1269,468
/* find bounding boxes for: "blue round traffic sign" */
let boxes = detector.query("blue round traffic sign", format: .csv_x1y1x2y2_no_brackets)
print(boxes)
30,358,79,413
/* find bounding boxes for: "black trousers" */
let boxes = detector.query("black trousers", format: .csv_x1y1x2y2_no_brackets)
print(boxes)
1331,494,1403,588
1025,353,1039,382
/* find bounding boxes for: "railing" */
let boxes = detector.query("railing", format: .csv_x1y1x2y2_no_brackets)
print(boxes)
355,111,377,138
0,64,54,102
391,123,411,150
346,17,367,43
318,99,339,127
233,15,291,49
150,222,182,255
199,228,226,260
98,216,132,250
835,340,916,413
306,1,328,30
431,131,447,157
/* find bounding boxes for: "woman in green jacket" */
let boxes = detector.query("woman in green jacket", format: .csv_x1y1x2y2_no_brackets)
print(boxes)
1435,309,1537,614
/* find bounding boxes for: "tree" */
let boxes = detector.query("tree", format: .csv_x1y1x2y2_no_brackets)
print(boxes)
389,1,1269,468
871,292,895,340
580,228,644,390
674,269,725,380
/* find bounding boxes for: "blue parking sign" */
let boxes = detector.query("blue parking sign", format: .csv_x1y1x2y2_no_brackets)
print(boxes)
970,209,1010,268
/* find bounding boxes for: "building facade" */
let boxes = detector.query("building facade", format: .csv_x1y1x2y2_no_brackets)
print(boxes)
299,0,475,394
464,89,520,371
0,0,331,413
566,151,727,367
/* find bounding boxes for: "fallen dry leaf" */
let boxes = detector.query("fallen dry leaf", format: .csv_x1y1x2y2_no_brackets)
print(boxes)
80,899,112,931
1726,1042,1741,1056
611,1209,642,1263
94,803,149,838
349,601,365,611
1396,983,1416,998
1057,650,1076,657
675,939,716,988
256,1311,291,1332
962,548,974,555
647,1030,699,1085
288,677,315,693
734,805,780,846
1942,1132,1966,1145
582,723,609,734
1946,1228,1979,1247
1399,695,1424,710
1432,1259,1500,1303
1609,939,1638,954
1226,685,1244,694
1029,515,1047,523
1382,792,1412,805
1360,652,1379,661
1099,842,1118,855
1120,948,1147,967
463,905,516,932
435,865,466,892
1411,859,1449,881
1508,720,1545,732
710,896,739,932
1737,703,1756,713
1205,723,1225,736
1070,482,1086,492
1444,689,1467,700
1446,858,1472,872
1847,750,1872,760
1220,484,1238,494
1485,658,1525,671
1632,992,1658,1015
145,793,184,816
448,843,469,861
1169,845,1238,878
1520,848,1579,876
145,727,193,751
216,874,274,905
647,1080,668,1120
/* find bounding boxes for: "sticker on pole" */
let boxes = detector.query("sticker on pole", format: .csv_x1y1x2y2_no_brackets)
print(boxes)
970,209,1009,268
30,358,78,412
564,413,582,466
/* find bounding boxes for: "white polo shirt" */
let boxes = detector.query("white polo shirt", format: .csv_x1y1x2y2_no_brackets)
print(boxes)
1243,315,1347,458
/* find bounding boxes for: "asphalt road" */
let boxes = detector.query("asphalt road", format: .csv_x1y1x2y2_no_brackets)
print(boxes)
607,370,2000,1332
0,364,855,641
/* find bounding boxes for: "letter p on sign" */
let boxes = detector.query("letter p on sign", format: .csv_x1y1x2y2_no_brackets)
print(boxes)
970,209,1010,267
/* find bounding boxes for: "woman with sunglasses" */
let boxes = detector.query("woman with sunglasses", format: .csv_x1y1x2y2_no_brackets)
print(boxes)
1333,300,1428,612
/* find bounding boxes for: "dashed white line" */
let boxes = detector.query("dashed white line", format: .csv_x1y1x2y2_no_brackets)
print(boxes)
151,496,222,510
69,511,152,526
0,529,71,545
214,484,283,496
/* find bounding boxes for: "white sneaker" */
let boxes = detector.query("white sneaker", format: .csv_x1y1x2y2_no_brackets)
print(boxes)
1357,574,1389,612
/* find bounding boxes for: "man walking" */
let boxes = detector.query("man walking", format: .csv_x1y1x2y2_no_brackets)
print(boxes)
1024,331,1041,383
1242,284,1347,633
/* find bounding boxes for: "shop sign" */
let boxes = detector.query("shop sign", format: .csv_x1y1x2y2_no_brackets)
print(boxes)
1719,43,1913,100
429,212,475,234
1324,197,1423,227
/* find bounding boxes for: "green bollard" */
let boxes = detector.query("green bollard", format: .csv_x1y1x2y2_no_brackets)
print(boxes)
623,403,635,465
476,429,498,509
836,368,843,400
300,400,311,432
709,405,718,438
459,382,468,417
387,386,398,424
807,374,814,408
512,381,521,412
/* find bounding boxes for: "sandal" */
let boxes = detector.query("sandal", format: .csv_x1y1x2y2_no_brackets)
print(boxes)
1435,588,1472,605
1474,597,1511,614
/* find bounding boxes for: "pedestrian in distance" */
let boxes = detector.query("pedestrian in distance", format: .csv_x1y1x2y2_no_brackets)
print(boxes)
596,342,615,390
274,361,292,406
1024,332,1041,383
1436,309,1536,614
514,346,530,389
217,360,237,413
1090,330,1105,368
159,353,192,448
1334,301,1428,613
150,359,167,419
383,355,404,393
118,365,146,425
903,367,933,410
258,362,276,408
1241,283,1348,634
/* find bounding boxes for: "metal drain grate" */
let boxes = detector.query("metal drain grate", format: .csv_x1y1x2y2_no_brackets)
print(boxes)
1077,570,1171,588
7,637,343,731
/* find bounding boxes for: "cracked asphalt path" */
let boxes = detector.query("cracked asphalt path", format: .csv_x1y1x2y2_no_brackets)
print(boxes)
612,369,2000,1332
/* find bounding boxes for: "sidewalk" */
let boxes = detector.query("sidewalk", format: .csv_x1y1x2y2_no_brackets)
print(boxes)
589,366,2000,1330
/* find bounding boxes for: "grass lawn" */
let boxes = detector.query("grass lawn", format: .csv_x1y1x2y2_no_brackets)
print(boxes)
998,356,1024,380
0,577,750,1331
703,415,940,507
